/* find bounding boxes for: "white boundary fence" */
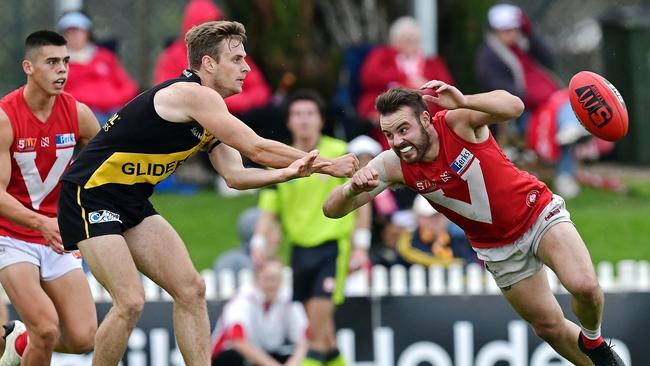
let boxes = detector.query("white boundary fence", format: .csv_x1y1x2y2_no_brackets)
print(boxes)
85,260,650,302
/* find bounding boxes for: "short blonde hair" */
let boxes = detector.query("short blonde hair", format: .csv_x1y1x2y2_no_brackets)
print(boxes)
185,20,247,70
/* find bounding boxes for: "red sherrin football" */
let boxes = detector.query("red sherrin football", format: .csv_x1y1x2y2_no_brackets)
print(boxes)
568,71,628,142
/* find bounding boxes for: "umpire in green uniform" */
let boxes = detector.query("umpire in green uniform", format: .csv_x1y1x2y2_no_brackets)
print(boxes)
251,90,371,366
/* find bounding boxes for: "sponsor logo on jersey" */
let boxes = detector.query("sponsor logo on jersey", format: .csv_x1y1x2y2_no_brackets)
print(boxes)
55,133,76,148
526,190,539,208
84,133,214,189
121,159,188,177
415,179,437,192
440,171,451,182
451,148,474,174
17,138,37,151
544,207,561,221
103,113,120,132
40,137,49,147
88,210,122,224
190,127,203,140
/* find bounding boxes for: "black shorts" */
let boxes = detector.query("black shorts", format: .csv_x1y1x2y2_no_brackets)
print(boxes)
58,181,158,251
291,240,348,304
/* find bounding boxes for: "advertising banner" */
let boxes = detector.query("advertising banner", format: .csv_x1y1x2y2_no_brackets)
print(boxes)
12,293,643,365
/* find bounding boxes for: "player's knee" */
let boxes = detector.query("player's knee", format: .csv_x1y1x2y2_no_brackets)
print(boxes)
568,277,602,303
530,318,564,342
65,323,97,353
115,294,146,321
175,275,206,304
29,320,60,349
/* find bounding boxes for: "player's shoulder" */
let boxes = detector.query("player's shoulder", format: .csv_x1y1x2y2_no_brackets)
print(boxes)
160,81,224,104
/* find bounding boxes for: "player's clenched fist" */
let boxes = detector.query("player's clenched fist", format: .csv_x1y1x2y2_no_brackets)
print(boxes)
323,153,359,178
349,166,380,195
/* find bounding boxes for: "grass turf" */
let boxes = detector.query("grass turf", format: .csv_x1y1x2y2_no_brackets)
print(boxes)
150,180,650,271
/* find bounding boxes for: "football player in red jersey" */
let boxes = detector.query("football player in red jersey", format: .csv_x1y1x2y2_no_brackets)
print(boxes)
324,81,625,366
0,30,100,366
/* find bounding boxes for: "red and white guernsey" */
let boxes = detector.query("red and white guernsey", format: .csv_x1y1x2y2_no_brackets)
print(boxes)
0,87,79,244
401,110,552,249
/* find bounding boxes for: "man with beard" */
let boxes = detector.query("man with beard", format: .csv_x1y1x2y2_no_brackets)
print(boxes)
323,81,625,366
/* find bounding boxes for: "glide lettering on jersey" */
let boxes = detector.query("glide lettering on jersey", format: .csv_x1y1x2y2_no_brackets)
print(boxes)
13,147,74,210
121,160,186,176
84,148,200,188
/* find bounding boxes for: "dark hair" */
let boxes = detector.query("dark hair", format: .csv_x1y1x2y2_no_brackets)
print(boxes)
375,87,428,120
185,20,247,70
285,89,326,118
25,30,67,59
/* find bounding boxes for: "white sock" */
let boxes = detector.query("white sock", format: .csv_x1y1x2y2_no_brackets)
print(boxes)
580,325,601,340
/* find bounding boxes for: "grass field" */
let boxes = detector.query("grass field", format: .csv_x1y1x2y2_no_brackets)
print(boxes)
151,180,650,271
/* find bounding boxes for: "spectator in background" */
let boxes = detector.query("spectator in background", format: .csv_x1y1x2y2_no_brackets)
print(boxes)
212,207,281,275
358,16,454,149
475,4,589,198
58,11,139,125
211,259,308,366
252,90,365,366
153,0,272,119
396,195,478,267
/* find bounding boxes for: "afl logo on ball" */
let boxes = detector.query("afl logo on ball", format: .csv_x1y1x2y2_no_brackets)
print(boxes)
574,85,612,128
526,190,539,208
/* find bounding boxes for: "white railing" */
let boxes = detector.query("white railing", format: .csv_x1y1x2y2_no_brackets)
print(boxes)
86,260,650,302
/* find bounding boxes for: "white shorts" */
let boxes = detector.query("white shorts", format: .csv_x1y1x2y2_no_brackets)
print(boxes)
476,195,573,288
0,236,82,282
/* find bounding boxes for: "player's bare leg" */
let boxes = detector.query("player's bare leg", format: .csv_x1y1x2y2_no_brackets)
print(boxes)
42,268,97,353
124,215,210,366
500,268,592,365
537,222,624,365
0,297,7,354
305,298,336,352
537,223,603,335
79,235,145,366
0,263,61,365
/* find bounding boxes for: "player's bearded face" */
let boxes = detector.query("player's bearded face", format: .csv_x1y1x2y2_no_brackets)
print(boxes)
392,120,432,163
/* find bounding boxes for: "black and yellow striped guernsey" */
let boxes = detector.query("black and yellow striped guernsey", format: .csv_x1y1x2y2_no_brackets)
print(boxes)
61,70,215,201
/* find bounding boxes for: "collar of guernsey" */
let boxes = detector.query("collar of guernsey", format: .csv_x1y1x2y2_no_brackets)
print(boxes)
82,69,216,189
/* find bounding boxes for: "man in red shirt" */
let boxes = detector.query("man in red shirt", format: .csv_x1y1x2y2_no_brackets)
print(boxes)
58,11,139,125
324,82,625,366
0,30,100,366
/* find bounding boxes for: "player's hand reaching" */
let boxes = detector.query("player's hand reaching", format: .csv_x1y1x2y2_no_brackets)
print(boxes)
348,166,380,195
420,80,468,110
285,150,331,179
321,153,359,178
37,216,64,254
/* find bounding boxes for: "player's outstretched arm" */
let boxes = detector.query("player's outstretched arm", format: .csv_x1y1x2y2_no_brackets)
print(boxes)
420,80,524,128
209,143,330,190
323,150,402,218
154,83,358,177
0,109,63,252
